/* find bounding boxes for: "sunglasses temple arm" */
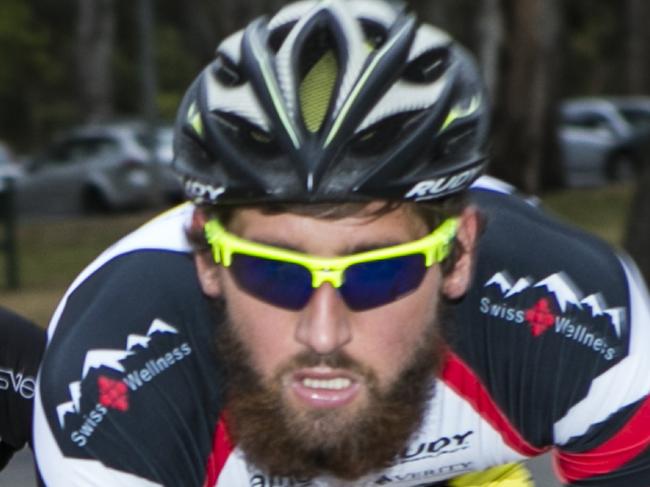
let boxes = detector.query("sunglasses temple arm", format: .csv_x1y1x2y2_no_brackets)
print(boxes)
204,222,224,265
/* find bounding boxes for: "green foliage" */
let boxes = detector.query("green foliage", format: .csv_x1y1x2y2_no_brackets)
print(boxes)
0,1,643,153
1,0,208,150
0,0,81,151
0,0,60,148
156,24,203,119
98,2,206,125
0,1,44,88
563,0,625,96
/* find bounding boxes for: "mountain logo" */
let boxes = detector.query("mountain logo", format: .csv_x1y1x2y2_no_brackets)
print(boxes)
481,270,627,360
55,317,193,450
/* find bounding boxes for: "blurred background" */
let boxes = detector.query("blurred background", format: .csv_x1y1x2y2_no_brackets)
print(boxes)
0,0,649,484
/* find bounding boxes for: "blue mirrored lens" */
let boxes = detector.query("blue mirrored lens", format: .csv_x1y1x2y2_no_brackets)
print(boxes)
340,255,426,311
229,254,313,310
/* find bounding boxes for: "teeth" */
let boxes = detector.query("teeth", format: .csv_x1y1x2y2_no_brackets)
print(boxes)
302,378,352,390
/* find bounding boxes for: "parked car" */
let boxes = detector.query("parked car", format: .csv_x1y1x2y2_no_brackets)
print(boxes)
558,96,650,186
0,141,21,177
14,123,179,216
0,141,22,193
152,125,183,202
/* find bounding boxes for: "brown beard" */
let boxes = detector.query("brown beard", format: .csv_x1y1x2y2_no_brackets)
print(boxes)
212,298,447,481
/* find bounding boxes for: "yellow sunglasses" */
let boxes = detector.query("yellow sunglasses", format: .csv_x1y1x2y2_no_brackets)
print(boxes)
204,218,458,310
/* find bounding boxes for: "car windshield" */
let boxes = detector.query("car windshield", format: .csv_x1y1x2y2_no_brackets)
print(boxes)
0,145,11,164
157,128,173,148
620,108,650,131
155,128,173,163
134,127,173,163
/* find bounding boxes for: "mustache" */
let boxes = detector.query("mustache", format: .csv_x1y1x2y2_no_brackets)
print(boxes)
277,349,369,374
212,296,375,383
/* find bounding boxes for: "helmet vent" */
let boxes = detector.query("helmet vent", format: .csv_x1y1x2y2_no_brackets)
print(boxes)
359,19,388,49
212,54,244,87
430,124,477,161
403,47,450,83
268,22,295,53
349,111,423,156
298,27,340,133
212,112,281,157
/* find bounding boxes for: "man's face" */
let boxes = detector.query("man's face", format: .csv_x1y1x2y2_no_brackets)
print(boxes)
195,203,477,478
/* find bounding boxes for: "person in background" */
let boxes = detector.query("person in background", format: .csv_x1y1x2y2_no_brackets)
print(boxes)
0,306,45,471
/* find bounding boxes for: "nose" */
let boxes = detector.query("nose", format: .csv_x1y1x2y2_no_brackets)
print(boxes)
294,283,352,355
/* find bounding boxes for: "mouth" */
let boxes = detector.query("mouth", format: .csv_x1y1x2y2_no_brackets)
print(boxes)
289,367,362,409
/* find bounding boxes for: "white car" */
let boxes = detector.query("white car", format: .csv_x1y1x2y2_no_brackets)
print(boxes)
0,141,22,193
152,125,183,202
14,124,173,216
558,97,650,186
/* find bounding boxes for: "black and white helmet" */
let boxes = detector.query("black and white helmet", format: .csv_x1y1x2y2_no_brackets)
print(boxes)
173,0,489,205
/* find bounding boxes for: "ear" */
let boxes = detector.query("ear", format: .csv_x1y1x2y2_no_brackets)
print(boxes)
192,208,222,298
442,206,481,300
195,251,222,298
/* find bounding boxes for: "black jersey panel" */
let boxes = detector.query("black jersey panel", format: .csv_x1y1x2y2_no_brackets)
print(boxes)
38,250,225,486
449,189,631,448
0,306,45,452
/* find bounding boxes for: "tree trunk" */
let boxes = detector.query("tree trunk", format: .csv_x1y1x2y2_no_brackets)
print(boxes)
76,0,115,123
410,0,451,29
624,163,650,285
625,0,650,94
623,0,650,285
477,0,505,102
179,0,222,61
489,0,564,192
180,0,290,62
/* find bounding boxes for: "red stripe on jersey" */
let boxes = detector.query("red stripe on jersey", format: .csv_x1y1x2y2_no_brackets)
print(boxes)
555,393,650,482
203,416,234,487
441,351,545,457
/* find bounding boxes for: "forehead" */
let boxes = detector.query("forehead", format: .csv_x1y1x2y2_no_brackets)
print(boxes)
226,202,429,254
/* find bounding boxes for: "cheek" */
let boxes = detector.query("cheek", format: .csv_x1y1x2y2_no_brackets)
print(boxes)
353,270,441,384
221,274,299,377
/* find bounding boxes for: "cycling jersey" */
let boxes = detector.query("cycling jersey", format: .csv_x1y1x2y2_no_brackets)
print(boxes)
33,177,650,486
0,306,45,470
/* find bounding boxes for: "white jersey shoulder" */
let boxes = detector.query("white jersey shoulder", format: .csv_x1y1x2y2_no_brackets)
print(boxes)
470,175,517,195
46,204,194,340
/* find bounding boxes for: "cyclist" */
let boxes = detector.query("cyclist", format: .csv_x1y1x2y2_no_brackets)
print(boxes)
0,306,45,471
34,0,650,485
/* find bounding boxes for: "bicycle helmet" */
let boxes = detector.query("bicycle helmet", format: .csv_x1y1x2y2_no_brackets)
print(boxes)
173,0,489,205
